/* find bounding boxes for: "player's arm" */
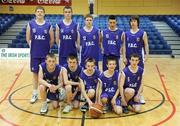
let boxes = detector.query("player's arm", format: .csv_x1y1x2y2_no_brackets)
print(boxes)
143,31,149,62
76,31,80,53
136,73,144,97
95,78,101,104
80,78,93,106
38,65,51,88
98,30,102,49
55,69,63,90
55,24,60,46
119,71,127,106
49,26,54,48
97,79,102,104
62,67,80,86
121,32,127,65
112,73,121,105
26,23,31,47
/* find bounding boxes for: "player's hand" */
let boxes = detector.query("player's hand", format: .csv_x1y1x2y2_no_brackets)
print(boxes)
111,98,116,106
123,57,127,65
88,101,93,107
144,55,148,62
49,85,56,93
121,98,127,106
134,95,140,102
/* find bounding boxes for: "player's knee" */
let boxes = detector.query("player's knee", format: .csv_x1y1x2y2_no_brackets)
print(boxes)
65,85,72,92
87,89,95,99
39,84,46,92
125,88,135,97
101,97,108,104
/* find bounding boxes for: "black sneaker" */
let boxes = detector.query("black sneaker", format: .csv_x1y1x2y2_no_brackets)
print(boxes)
80,102,89,112
123,106,129,114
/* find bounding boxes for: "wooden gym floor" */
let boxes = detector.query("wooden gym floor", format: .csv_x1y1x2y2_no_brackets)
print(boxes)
0,57,180,126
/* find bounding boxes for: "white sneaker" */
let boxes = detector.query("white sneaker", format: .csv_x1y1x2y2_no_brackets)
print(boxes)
40,102,48,114
63,105,72,113
140,95,146,104
46,98,51,103
30,94,38,104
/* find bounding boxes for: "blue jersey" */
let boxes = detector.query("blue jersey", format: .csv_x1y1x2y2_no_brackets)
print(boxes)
58,20,78,57
80,69,100,90
40,62,61,85
79,27,100,65
100,70,119,98
63,64,82,82
123,66,144,93
125,29,144,60
29,20,51,58
102,28,123,57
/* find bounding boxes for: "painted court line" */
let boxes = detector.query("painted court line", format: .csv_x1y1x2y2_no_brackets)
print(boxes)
0,64,25,126
152,64,176,126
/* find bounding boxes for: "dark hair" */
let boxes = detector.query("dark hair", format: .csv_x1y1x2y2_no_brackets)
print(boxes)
63,6,73,12
130,53,140,59
108,15,116,21
84,14,93,20
106,55,116,65
35,6,45,13
85,57,96,65
67,54,78,62
46,53,56,60
129,15,140,27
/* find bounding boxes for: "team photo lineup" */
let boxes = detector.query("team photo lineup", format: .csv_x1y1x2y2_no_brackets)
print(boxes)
27,5,149,117
1,0,180,126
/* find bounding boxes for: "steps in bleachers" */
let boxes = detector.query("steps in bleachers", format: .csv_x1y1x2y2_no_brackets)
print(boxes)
0,20,29,48
152,21,180,56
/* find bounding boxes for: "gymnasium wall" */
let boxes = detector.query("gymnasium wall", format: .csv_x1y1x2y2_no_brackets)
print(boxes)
97,0,180,15
0,0,89,15
0,0,180,15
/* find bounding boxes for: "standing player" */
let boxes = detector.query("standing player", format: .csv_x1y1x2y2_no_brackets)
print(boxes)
79,58,100,108
62,54,82,113
26,6,54,104
99,56,122,114
119,54,144,113
39,53,63,114
101,15,124,71
78,14,101,68
56,6,78,65
123,15,149,104
123,15,149,69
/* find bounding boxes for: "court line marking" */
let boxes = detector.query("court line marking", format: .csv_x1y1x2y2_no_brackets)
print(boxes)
9,84,165,119
152,64,176,126
0,64,25,126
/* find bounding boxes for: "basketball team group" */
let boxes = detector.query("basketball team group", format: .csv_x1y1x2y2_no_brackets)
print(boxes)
26,5,149,116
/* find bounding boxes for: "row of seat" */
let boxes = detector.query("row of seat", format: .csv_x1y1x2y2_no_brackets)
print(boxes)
2,14,176,55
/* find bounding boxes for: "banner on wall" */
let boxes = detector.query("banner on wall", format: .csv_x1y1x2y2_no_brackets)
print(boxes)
0,48,30,59
0,0,71,6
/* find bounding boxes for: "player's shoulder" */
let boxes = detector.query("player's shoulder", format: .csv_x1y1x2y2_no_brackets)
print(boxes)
138,66,144,73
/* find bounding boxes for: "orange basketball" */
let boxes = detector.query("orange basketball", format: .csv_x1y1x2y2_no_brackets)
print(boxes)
89,103,103,118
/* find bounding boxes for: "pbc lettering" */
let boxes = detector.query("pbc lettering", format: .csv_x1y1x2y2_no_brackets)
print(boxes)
105,87,115,93
63,35,72,40
35,35,45,40
128,43,137,48
108,40,116,45
86,41,95,46
129,82,137,88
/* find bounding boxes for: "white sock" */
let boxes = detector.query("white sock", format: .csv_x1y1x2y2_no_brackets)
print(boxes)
33,89,38,95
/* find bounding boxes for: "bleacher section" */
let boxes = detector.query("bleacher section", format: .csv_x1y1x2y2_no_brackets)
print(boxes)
1,14,180,56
